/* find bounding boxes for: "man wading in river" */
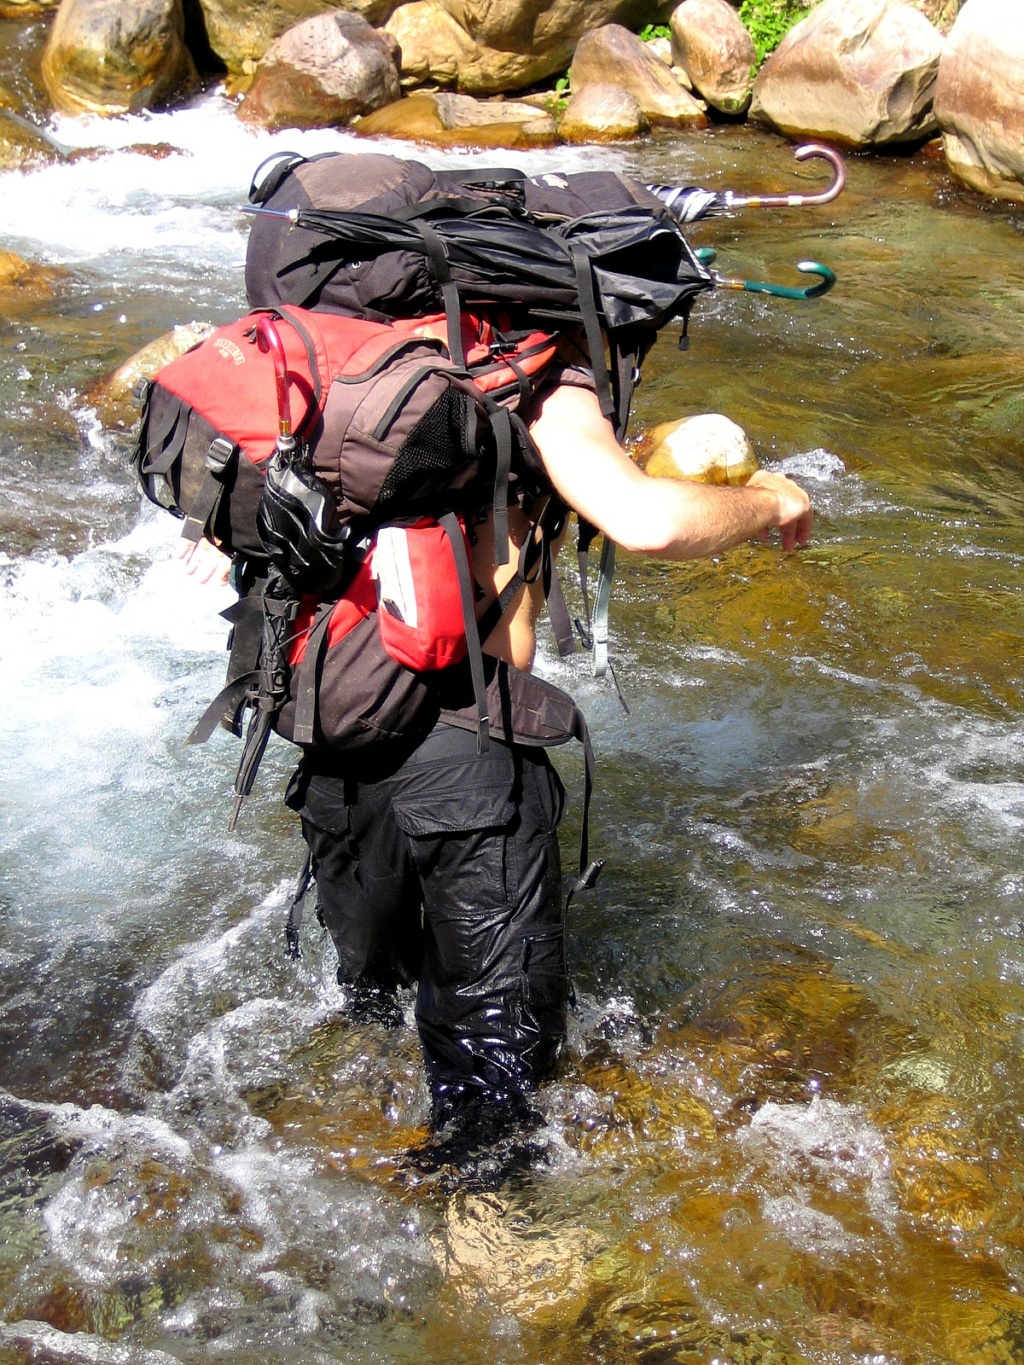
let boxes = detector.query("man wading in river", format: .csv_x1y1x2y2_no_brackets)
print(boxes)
180,376,812,1178
150,151,819,1182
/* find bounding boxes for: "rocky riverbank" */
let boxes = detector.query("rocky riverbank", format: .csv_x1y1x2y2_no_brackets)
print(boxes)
1,0,1022,204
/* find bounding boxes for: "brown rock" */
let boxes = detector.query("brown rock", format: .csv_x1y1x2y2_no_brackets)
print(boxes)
199,0,403,73
670,0,755,115
238,11,400,129
558,83,648,143
571,25,708,127
0,109,64,170
0,250,69,307
87,322,214,428
0,0,60,14
384,0,553,94
750,0,943,148
385,0,657,97
41,0,198,117
934,0,1024,203
638,414,759,485
355,90,558,148
439,0,650,51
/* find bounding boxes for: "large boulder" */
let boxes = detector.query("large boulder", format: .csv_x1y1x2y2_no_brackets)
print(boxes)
571,24,708,126
238,11,400,128
384,0,660,97
41,0,198,116
669,0,755,115
750,0,943,148
559,83,648,142
355,90,558,147
198,0,402,73
934,0,1024,202
87,321,214,428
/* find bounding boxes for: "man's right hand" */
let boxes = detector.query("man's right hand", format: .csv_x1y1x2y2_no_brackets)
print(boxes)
745,469,814,551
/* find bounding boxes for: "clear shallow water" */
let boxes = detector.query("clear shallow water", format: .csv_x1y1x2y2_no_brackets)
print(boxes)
3,93,1024,1364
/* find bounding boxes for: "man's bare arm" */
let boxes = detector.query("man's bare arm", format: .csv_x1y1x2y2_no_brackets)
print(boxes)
528,383,812,558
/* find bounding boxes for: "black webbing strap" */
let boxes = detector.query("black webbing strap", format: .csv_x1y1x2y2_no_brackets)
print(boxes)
565,703,603,912
592,534,616,680
228,586,299,830
574,517,599,649
181,437,237,544
610,342,639,443
412,220,465,368
570,244,614,424
186,671,257,746
291,601,335,747
545,562,577,659
489,404,513,567
440,511,489,752
285,847,316,960
138,399,183,476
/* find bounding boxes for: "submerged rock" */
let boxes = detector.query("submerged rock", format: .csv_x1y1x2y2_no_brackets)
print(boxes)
41,0,198,117
670,0,756,116
750,0,943,148
433,1191,603,1324
934,0,1024,203
571,24,708,127
237,11,401,130
637,413,759,485
355,91,558,148
0,250,69,305
0,109,64,171
0,1320,180,1365
87,322,214,429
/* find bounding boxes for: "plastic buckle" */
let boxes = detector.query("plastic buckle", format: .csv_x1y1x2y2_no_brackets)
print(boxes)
205,437,237,476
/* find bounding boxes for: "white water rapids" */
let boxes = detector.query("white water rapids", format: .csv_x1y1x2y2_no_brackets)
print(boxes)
3,88,1024,1365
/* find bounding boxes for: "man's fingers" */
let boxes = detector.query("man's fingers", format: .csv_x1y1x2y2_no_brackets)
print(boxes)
175,536,231,585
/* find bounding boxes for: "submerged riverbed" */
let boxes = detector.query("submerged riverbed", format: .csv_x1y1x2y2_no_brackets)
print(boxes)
2,87,1024,1365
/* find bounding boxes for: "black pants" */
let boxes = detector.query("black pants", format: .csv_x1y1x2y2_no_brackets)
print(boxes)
286,723,568,1124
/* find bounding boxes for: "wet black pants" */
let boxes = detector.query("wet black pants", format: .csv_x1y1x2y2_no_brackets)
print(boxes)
286,723,567,1124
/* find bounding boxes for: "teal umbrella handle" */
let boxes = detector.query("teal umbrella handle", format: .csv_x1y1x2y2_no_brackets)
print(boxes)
741,260,836,300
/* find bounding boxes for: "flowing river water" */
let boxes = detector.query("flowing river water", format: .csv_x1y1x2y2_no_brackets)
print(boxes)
3,60,1024,1365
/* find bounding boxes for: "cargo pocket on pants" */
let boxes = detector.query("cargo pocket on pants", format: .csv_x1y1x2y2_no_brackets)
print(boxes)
521,929,569,1075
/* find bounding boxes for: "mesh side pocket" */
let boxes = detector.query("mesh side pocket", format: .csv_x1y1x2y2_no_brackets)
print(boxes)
376,386,476,515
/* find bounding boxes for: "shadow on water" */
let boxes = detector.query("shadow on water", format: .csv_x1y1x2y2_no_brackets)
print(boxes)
3,110,1024,1363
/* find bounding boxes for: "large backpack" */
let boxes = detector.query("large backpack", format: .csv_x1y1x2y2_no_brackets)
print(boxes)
244,150,713,440
133,152,713,860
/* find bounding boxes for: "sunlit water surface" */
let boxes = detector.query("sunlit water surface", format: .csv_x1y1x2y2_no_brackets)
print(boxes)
3,78,1024,1365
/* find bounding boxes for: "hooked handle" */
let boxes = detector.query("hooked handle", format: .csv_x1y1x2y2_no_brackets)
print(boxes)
739,261,836,300
726,144,846,209
697,250,837,301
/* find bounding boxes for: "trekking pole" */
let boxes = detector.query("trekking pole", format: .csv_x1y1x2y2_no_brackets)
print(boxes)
228,315,299,830
647,144,846,222
696,248,836,301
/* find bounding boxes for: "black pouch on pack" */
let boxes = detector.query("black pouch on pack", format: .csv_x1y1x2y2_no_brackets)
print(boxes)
438,659,584,750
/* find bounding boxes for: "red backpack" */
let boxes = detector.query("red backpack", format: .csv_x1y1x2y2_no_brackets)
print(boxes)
133,302,577,816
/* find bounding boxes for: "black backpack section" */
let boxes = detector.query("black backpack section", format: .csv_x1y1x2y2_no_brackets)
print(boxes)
244,152,714,684
244,151,713,444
